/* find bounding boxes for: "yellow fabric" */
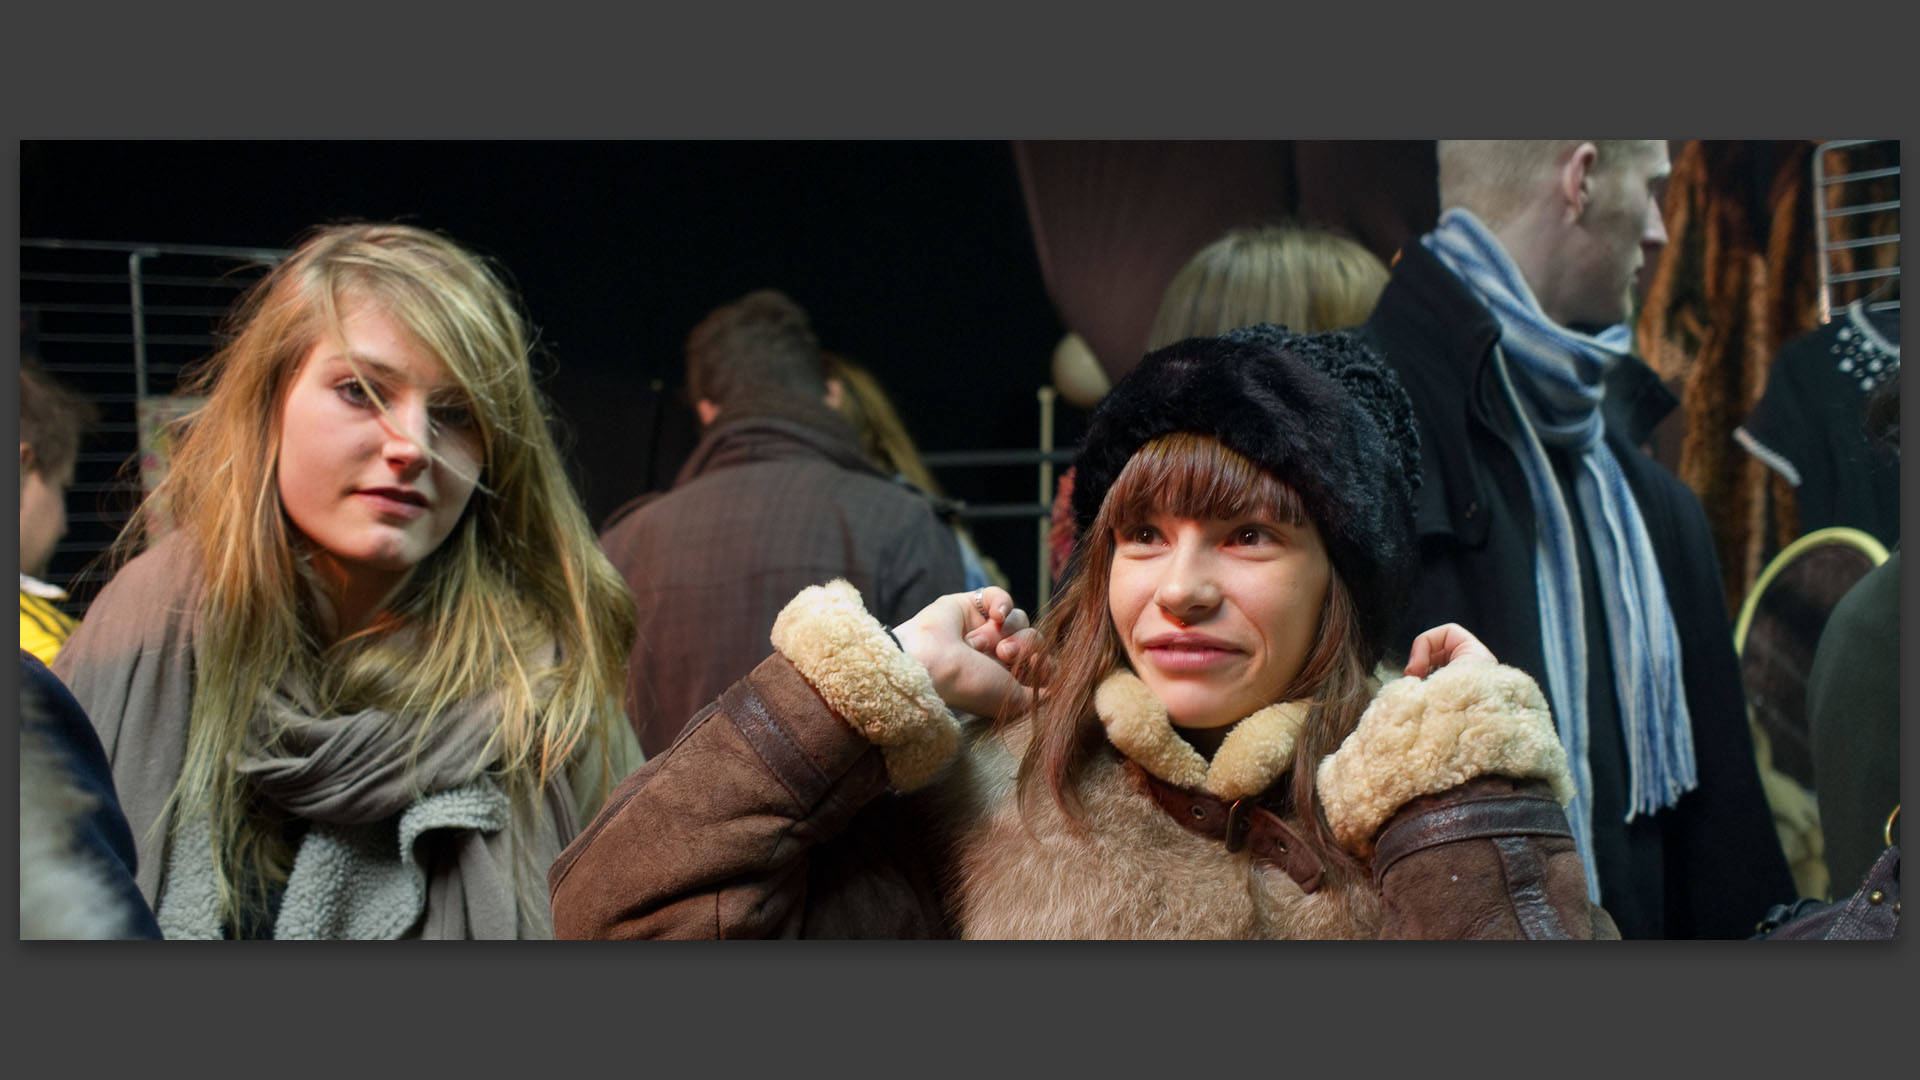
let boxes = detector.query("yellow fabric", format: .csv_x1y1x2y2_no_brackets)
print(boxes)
1752,720,1829,901
21,590,78,664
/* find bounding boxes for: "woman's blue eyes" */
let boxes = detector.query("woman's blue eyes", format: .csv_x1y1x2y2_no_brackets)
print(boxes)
430,401,477,431
333,377,376,407
331,377,476,431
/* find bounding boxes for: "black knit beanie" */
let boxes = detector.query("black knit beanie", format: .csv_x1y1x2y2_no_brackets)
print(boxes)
1068,325,1422,660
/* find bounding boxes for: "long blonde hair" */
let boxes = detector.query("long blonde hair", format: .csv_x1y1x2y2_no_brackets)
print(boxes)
131,222,636,925
1145,224,1389,349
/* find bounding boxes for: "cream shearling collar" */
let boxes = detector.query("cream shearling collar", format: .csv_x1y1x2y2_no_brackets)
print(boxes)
1093,670,1309,802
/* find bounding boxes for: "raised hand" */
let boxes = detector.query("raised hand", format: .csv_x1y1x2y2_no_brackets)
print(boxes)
894,587,1036,721
1402,622,1497,678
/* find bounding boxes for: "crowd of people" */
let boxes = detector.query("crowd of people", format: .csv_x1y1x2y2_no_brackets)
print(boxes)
20,140,1890,940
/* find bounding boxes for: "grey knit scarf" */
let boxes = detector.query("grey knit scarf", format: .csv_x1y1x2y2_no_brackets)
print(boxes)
55,528,640,941
157,679,560,940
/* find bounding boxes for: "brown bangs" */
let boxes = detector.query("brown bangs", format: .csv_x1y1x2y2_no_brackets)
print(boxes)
1100,431,1307,533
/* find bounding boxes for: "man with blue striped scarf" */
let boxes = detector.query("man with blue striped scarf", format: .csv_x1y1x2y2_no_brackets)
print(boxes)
1358,140,1793,938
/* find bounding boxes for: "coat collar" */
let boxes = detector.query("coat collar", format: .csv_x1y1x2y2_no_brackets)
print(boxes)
1370,243,1503,411
1361,245,1504,547
1362,243,1677,549
1374,243,1677,451
1093,670,1309,802
675,393,879,487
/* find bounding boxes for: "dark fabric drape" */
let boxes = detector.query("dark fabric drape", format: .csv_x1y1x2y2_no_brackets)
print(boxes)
1013,141,1293,383
1012,141,1438,383
1289,140,1441,267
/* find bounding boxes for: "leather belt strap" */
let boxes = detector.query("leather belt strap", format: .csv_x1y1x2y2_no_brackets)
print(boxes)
1123,761,1324,893
1370,790,1571,888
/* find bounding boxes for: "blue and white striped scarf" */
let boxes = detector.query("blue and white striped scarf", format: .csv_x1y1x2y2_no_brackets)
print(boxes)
1423,208,1697,902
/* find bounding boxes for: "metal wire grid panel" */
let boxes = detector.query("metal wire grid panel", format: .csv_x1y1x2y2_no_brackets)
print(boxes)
20,239,288,615
920,386,1073,610
1811,140,1901,324
23,239,1076,619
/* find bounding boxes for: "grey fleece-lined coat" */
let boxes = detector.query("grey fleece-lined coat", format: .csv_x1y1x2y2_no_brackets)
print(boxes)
550,580,1608,939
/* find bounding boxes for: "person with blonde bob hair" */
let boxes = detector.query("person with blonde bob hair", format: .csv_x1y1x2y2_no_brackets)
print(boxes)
551,325,1617,940
55,223,641,939
1145,223,1390,350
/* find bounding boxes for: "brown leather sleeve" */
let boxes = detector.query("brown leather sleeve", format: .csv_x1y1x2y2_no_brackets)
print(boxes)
1369,776,1621,940
548,652,949,939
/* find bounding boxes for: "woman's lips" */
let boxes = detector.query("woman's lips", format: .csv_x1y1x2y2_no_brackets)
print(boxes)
356,489,429,519
1142,635,1243,672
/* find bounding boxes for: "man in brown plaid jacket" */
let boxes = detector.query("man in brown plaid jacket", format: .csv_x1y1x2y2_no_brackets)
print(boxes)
601,289,965,758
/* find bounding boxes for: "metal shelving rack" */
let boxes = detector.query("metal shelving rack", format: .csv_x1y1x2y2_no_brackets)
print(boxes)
1811,140,1901,324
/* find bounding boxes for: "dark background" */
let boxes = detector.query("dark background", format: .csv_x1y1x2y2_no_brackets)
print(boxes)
7,10,1909,1066
21,140,1080,605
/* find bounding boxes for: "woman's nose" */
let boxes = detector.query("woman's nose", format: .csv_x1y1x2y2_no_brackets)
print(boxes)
1154,539,1221,622
380,402,431,476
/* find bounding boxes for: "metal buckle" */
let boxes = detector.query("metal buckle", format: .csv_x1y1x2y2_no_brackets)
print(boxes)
1886,804,1902,848
1223,798,1252,854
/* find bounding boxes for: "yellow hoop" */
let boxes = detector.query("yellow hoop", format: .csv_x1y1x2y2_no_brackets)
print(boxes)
1732,526,1889,655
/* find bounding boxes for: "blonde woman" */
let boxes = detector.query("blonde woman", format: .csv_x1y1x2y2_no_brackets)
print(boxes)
54,223,641,939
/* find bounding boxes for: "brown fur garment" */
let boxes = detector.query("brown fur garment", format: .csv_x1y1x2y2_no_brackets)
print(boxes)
939,736,1382,940
770,581,1573,940
1636,140,1822,612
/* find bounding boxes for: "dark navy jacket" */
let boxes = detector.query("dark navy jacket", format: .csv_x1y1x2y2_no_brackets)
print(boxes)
21,652,164,939
1358,243,1795,939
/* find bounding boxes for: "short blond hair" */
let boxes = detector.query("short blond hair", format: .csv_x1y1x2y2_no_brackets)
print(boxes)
1437,140,1663,229
1146,224,1389,350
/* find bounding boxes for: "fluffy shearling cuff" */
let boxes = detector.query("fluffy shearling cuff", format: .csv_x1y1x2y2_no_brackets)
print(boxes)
769,579,960,792
1315,660,1572,856
1095,670,1309,802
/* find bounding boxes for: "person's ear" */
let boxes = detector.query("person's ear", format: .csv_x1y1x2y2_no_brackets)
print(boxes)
823,377,845,411
20,441,35,479
695,398,721,426
1560,142,1599,223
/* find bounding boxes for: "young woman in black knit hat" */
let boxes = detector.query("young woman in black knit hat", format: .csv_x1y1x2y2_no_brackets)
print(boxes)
551,326,1618,940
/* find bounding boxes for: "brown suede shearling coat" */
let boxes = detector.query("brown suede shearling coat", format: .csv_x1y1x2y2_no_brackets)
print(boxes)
549,580,1618,940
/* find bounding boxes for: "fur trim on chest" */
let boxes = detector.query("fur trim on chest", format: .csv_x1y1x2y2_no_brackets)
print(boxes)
940,739,1379,940
941,659,1569,936
1093,670,1308,801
